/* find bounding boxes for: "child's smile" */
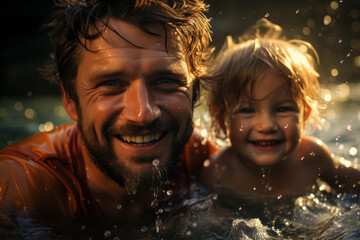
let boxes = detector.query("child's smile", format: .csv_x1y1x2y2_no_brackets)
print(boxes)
225,67,305,168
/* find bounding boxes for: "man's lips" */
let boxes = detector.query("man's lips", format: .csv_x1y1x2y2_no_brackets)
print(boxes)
115,132,164,146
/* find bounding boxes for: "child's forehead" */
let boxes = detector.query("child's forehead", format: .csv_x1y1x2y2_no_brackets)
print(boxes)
247,67,290,101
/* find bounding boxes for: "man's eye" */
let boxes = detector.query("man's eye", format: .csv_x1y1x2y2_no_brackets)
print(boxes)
153,78,182,86
96,80,128,95
98,80,127,88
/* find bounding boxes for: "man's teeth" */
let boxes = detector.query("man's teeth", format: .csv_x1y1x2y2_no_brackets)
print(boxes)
121,133,162,144
253,140,279,146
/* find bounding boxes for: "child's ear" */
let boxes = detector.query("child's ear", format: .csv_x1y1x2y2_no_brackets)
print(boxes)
61,84,78,121
304,104,312,121
212,105,227,134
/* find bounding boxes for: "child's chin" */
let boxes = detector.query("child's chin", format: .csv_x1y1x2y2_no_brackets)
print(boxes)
253,158,281,167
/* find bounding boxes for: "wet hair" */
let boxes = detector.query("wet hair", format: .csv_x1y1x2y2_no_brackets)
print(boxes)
206,18,322,137
43,0,211,104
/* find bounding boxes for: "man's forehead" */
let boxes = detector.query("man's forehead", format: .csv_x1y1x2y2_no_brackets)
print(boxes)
84,18,184,59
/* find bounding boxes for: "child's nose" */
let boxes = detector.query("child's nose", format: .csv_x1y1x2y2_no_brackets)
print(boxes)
255,112,278,133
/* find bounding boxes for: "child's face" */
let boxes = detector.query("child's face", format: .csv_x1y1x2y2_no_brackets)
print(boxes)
225,67,306,167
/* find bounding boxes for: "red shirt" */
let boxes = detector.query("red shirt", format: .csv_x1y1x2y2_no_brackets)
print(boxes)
0,123,214,216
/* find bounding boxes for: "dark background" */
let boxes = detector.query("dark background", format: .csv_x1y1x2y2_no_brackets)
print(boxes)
1,0,359,97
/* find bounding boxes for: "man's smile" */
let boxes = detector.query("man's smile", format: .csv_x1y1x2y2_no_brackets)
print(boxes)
117,132,164,146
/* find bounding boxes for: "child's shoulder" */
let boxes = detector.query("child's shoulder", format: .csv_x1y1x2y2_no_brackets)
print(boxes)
296,135,333,166
200,146,238,184
299,135,331,154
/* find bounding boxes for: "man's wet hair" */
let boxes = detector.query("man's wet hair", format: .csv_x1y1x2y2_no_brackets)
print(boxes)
43,0,211,105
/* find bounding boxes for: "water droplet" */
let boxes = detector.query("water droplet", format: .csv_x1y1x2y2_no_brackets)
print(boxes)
335,136,341,141
277,195,283,200
186,230,192,236
213,194,218,200
310,151,315,156
284,124,289,129
151,198,158,208
339,39,343,43
347,124,352,131
104,230,111,237
116,204,122,210
166,189,173,196
155,216,164,233
140,226,148,232
152,159,160,166
81,225,86,230
347,53,351,57
300,156,305,161
340,59,344,64
296,10,300,14
239,126,244,132
253,187,257,191
339,0,343,3
265,13,269,18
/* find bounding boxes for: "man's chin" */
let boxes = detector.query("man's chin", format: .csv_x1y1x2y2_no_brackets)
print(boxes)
122,163,171,194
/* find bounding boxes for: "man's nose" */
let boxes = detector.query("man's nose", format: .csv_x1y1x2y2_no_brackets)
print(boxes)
255,112,278,133
122,80,161,125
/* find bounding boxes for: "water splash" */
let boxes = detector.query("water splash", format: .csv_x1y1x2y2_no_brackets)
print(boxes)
152,159,161,177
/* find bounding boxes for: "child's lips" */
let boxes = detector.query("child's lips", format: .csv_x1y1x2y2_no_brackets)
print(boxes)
249,140,283,151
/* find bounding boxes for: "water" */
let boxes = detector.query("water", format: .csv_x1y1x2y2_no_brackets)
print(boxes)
0,83,360,239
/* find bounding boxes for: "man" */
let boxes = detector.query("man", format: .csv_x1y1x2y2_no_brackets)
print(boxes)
0,0,214,221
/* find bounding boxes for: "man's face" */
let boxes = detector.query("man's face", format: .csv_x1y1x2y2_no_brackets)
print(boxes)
65,19,194,193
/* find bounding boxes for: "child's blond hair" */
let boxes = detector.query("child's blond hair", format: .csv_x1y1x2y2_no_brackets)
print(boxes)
206,18,322,138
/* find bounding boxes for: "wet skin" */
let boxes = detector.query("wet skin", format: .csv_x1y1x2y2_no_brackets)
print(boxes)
63,19,194,197
225,67,306,168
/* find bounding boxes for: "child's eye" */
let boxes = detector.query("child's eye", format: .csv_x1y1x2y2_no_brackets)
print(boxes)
277,106,295,112
237,107,255,114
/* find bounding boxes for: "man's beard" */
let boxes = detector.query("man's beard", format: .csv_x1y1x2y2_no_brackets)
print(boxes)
77,112,193,194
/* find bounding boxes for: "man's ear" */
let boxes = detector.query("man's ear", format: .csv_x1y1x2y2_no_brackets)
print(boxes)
60,84,78,121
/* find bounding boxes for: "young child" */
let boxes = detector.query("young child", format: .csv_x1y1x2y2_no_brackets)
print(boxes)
200,18,360,196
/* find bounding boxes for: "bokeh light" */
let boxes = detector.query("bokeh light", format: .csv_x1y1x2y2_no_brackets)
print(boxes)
324,15,332,25
24,108,35,119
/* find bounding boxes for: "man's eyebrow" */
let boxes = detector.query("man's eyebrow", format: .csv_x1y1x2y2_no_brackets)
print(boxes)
91,70,130,81
147,69,186,77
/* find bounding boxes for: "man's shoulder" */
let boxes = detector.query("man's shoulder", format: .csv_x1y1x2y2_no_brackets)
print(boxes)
0,123,78,163
0,123,78,213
